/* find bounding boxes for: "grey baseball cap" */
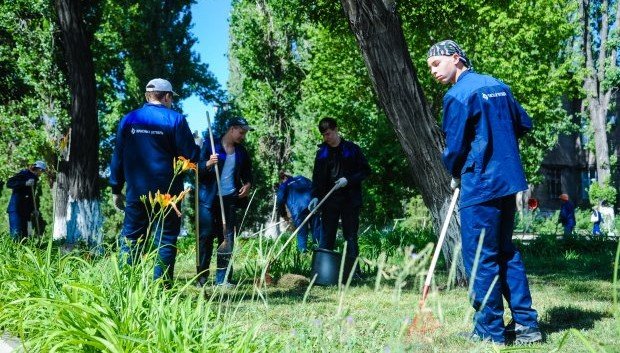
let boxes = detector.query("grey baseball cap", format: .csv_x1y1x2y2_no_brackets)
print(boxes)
33,160,47,171
145,78,177,95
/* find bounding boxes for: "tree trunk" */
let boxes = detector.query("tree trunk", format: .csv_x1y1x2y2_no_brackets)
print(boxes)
580,0,619,186
55,0,102,249
340,0,465,284
52,170,69,240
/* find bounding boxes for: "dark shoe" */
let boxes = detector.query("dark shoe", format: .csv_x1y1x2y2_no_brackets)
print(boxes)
505,320,542,344
458,332,504,346
195,276,208,289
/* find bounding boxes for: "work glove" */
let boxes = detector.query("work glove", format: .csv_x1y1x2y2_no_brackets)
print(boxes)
112,193,125,211
334,177,348,189
307,198,319,212
450,178,460,191
25,179,35,187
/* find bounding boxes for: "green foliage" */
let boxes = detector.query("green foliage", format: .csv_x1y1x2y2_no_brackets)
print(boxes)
399,0,578,184
588,181,617,206
0,0,70,180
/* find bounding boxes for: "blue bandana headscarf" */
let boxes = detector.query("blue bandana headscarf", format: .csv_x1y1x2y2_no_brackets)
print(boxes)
427,40,472,68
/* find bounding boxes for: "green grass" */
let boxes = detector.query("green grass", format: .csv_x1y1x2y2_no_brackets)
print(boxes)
0,232,618,352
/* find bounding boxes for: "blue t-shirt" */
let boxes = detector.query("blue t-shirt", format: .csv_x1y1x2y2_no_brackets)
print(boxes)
219,153,236,196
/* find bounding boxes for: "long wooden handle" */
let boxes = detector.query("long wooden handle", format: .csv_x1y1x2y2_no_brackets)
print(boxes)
206,112,227,235
422,187,459,300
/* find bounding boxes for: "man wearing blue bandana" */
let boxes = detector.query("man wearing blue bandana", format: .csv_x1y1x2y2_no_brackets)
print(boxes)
427,40,541,345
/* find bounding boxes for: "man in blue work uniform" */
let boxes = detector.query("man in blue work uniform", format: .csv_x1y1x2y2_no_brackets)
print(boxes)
559,194,576,236
309,117,370,278
196,117,253,287
276,171,322,252
427,40,541,344
110,78,199,287
6,161,46,241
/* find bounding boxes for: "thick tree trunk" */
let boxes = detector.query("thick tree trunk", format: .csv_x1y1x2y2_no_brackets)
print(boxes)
580,0,618,186
55,0,102,249
340,0,465,284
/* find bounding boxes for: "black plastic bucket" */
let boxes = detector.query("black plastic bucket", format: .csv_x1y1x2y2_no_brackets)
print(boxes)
311,248,341,286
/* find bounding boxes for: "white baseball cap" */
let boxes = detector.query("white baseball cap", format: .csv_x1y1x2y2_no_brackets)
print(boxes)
145,78,177,95
33,160,47,171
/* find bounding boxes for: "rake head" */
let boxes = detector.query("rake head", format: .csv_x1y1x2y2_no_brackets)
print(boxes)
408,299,441,336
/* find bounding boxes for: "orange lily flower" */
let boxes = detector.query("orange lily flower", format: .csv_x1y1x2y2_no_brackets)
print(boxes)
175,156,197,173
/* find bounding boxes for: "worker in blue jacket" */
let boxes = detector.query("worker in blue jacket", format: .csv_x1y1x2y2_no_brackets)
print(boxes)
309,117,370,277
110,78,199,287
196,117,254,287
276,172,322,252
427,40,541,345
6,161,47,241
559,194,576,236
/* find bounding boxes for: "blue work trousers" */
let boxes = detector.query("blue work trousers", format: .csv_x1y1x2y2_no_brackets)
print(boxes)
292,209,322,252
460,194,539,343
8,211,28,241
198,194,237,284
119,201,181,286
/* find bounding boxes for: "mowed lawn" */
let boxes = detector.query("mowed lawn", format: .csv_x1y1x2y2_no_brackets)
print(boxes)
1,234,618,352
171,237,619,353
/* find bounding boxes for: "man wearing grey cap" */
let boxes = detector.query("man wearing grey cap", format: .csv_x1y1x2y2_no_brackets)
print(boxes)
427,40,541,345
110,78,199,287
6,160,47,241
196,116,254,287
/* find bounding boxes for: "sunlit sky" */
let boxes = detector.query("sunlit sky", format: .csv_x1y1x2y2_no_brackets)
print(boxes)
180,0,231,134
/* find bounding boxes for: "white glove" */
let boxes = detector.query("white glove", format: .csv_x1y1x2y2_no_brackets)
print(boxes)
335,177,348,189
450,178,460,190
113,193,125,211
25,179,35,187
307,198,319,212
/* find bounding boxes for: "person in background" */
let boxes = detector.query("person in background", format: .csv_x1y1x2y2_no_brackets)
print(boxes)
427,39,541,345
6,161,47,241
276,171,322,252
599,200,615,236
559,193,576,237
591,205,603,236
110,78,199,288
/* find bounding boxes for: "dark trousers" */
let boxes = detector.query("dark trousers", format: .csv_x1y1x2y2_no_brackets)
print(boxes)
8,211,28,241
320,198,360,261
198,194,237,284
119,201,181,286
460,194,539,343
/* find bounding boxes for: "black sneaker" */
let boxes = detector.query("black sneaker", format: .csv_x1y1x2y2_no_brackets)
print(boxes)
505,320,542,344
458,332,505,346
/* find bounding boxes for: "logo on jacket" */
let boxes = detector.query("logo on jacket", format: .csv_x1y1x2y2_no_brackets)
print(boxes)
482,91,507,100
131,128,136,134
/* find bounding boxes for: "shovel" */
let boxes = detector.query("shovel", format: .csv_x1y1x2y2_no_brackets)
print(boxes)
205,112,230,255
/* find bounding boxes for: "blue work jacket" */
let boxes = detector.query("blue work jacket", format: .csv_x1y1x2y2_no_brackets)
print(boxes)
311,139,370,207
198,137,253,209
560,201,576,227
109,103,199,202
442,70,532,208
276,176,313,219
6,169,38,215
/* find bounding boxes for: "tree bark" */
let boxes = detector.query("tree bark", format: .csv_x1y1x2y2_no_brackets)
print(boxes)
580,0,618,186
55,0,102,248
340,0,465,284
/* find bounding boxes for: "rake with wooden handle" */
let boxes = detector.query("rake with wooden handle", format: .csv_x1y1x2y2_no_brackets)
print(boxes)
409,187,459,334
